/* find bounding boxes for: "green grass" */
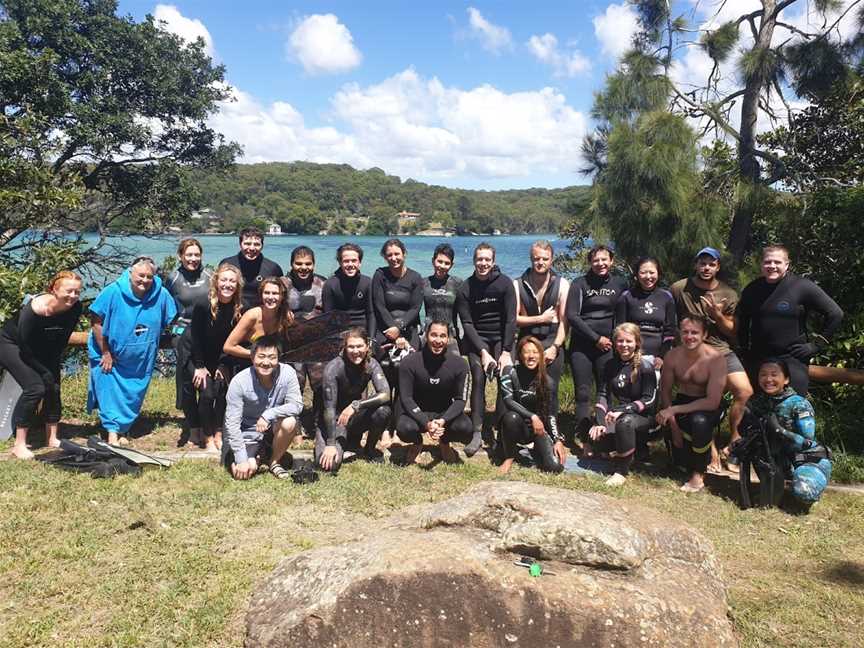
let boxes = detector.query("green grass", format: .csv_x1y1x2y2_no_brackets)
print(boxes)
1,375,863,647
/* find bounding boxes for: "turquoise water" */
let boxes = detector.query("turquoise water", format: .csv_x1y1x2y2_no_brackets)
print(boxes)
90,233,567,280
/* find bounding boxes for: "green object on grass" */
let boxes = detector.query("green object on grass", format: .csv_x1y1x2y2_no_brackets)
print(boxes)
529,563,542,577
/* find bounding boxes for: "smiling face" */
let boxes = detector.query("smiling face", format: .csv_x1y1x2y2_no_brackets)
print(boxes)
614,330,638,361
180,245,202,272
679,317,708,350
129,263,155,297
761,249,790,284
240,235,263,262
474,248,495,279
339,250,361,277
637,261,659,291
695,255,720,282
291,254,315,281
590,250,611,277
530,246,552,275
52,278,82,309
758,362,789,396
216,269,239,303
426,322,449,355
260,281,283,311
519,340,543,370
344,334,369,366
384,245,405,272
432,253,453,280
252,345,279,379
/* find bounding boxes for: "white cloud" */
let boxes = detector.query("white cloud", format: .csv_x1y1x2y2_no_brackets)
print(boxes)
210,69,588,184
592,3,640,61
153,4,215,57
467,7,513,53
527,33,591,77
288,14,362,75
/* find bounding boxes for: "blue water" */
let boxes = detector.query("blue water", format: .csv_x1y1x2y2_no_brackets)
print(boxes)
88,233,566,280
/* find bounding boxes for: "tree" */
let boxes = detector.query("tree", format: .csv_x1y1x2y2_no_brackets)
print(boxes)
0,0,239,305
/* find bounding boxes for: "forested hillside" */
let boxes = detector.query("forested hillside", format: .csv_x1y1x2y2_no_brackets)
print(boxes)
186,162,590,235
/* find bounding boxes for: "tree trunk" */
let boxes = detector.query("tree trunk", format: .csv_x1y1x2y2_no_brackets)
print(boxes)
809,365,864,386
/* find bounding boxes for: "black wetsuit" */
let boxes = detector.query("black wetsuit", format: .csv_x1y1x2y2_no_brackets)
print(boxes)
164,266,212,421
614,285,677,358
0,298,82,428
322,270,374,336
423,274,462,341
566,272,628,435
371,267,424,350
592,356,657,471
396,348,472,444
316,356,391,472
184,301,237,435
218,253,283,311
516,269,565,413
455,267,517,440
498,364,564,472
281,272,328,437
738,272,843,394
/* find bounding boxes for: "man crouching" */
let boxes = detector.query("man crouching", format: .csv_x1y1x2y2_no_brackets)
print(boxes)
223,335,302,480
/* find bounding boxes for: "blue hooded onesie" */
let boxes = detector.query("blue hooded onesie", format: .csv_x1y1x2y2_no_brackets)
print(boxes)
87,270,177,434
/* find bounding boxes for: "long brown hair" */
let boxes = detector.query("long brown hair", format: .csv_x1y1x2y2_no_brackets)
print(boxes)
341,327,372,370
612,322,643,383
258,277,293,337
209,263,244,324
517,336,549,420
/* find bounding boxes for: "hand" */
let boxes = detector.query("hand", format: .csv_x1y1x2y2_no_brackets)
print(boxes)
699,293,728,321
231,457,257,480
604,410,621,425
100,351,114,373
498,351,513,369
319,445,338,471
337,403,356,427
192,367,210,389
655,407,676,427
426,419,444,440
596,336,612,352
588,425,607,441
384,326,400,341
395,337,409,350
530,414,545,436
540,306,557,324
214,367,226,382
789,341,818,360
480,348,494,369
553,441,568,465
543,345,558,364
256,417,270,434
653,356,663,370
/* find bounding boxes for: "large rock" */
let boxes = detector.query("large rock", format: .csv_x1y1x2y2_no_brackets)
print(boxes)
246,481,738,647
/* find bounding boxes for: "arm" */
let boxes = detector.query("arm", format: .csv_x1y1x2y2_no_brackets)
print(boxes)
90,315,114,372
594,366,610,425
440,361,468,423
363,278,376,338
805,281,844,343
398,273,424,330
262,367,304,421
357,360,391,409
321,281,334,313
499,367,534,421
565,280,599,343
456,284,489,354
659,354,675,410
398,359,429,428
736,287,752,353
371,271,397,331
660,295,677,356
614,293,628,328
222,310,257,360
224,378,249,464
501,280,517,353
554,278,569,348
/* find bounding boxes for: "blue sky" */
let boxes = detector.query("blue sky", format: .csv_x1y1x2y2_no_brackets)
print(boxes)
115,1,859,190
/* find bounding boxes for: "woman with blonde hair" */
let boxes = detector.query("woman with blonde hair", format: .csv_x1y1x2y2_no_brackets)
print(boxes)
182,263,244,450
588,322,658,484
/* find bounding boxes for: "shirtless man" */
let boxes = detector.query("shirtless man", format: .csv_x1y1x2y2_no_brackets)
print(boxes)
656,315,725,493
513,240,568,414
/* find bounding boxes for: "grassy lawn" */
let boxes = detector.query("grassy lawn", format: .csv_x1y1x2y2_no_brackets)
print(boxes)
1,375,863,647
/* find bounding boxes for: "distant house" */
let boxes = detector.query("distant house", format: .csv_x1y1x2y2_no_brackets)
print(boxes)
267,223,282,235
396,210,420,222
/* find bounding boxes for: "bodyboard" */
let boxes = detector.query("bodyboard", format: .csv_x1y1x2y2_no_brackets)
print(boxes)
281,311,352,363
0,370,23,441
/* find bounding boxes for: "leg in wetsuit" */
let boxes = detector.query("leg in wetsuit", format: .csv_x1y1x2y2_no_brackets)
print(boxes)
569,344,613,440
314,404,392,473
669,394,720,472
589,413,651,475
498,411,563,473
468,340,503,444
395,412,473,445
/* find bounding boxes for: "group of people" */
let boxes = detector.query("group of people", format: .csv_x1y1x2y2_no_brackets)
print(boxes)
0,226,843,509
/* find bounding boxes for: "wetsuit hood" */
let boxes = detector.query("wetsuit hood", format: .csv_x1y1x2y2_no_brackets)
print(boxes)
475,265,502,283
118,268,165,306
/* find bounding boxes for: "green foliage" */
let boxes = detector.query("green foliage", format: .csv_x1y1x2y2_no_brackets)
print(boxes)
701,21,740,63
592,51,671,124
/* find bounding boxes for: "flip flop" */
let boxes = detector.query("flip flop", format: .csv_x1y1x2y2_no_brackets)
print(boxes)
706,464,725,475
269,463,291,480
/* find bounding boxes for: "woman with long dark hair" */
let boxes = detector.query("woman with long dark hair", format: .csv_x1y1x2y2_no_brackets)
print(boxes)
497,336,566,474
223,277,294,364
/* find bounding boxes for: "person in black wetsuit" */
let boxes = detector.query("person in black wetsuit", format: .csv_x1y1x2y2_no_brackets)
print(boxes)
0,271,83,459
281,246,328,438
219,227,283,311
165,238,212,448
183,263,244,451
455,242,517,456
395,321,473,465
514,240,569,415
322,243,374,336
422,243,462,354
498,336,566,474
737,244,843,396
615,256,677,367
587,323,658,485
316,328,392,473
566,245,629,440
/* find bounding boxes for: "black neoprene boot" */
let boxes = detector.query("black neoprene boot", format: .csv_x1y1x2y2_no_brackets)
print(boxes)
533,434,564,473
464,430,483,457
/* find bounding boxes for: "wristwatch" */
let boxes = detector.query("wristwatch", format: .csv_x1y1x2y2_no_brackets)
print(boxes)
351,400,361,411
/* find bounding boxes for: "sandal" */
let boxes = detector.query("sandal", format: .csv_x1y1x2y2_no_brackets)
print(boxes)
269,463,291,480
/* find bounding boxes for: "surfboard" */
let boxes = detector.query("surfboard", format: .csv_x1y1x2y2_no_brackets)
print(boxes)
0,370,23,441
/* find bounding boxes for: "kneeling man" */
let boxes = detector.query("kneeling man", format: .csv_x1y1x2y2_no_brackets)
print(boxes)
223,335,302,480
316,328,392,473
656,315,725,492
396,320,473,464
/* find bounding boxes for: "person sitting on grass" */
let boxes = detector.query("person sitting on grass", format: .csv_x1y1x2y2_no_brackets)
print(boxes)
737,358,832,512
497,335,566,475
316,328,392,473
587,323,657,486
222,335,302,480
656,315,726,493
395,320,472,465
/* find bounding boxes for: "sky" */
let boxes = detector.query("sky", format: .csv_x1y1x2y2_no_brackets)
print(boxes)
116,1,860,191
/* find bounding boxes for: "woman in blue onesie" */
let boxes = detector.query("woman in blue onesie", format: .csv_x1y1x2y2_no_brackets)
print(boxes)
87,257,177,444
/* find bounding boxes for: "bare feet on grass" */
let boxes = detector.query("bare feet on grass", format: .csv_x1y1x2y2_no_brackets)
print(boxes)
498,457,515,475
680,472,705,493
12,444,35,460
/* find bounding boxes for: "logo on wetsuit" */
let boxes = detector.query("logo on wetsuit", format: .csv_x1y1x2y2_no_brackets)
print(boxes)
616,372,627,389
585,288,617,297
134,324,149,336
430,378,440,385
357,291,364,299
777,300,792,312
642,301,656,315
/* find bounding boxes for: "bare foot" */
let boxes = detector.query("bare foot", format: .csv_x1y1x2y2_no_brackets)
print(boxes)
214,431,223,450
12,444,35,460
117,436,130,446
439,443,461,464
605,473,627,487
498,458,515,475
400,444,422,466
189,428,203,448
46,437,61,449
680,473,705,493
107,432,119,445
204,439,218,452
